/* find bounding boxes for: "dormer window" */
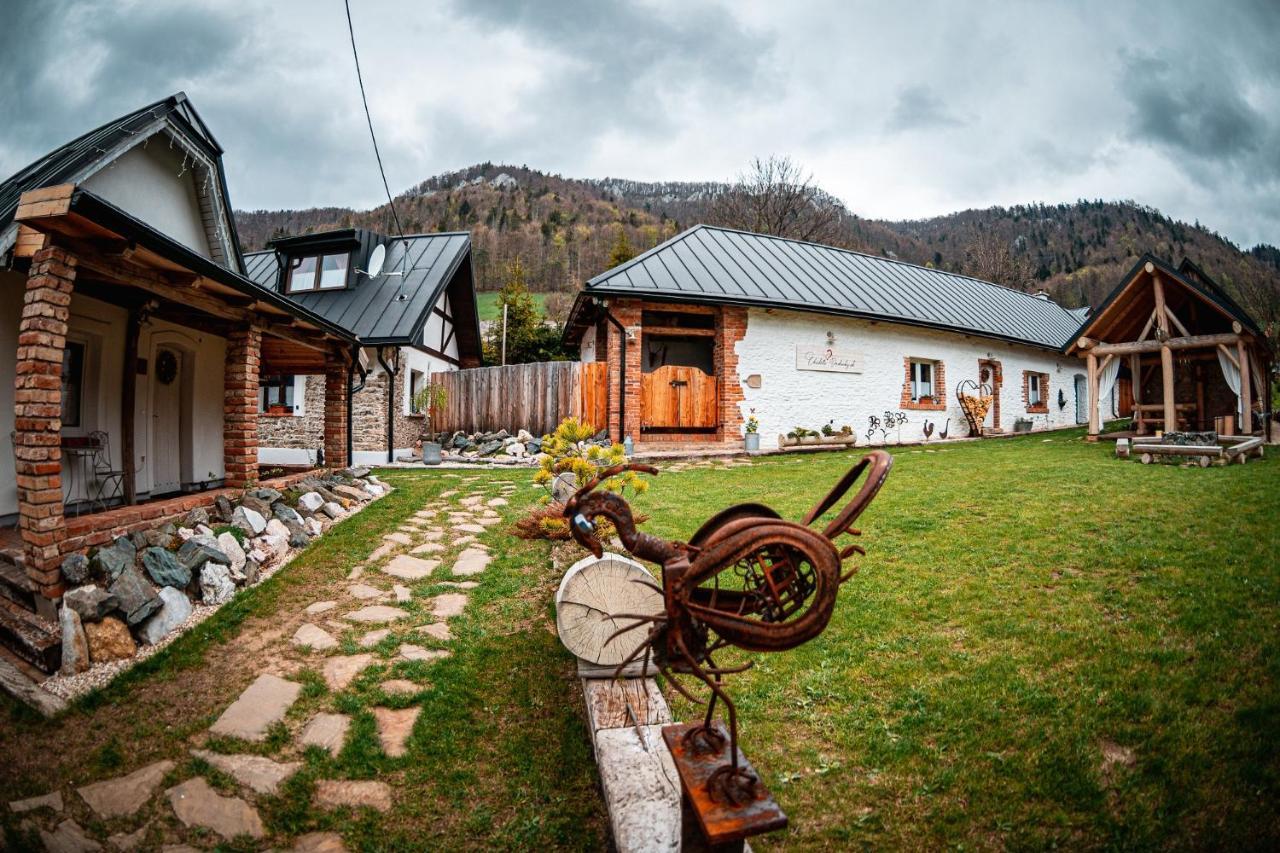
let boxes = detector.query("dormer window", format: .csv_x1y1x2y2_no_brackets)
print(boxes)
286,252,350,292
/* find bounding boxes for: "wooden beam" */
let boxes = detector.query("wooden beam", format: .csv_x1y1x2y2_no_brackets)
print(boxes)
1076,336,1098,350
1161,342,1176,431
1087,352,1100,435
14,184,74,221
1164,305,1190,337
121,310,140,506
1089,332,1241,356
1136,307,1158,343
1217,344,1239,371
12,225,47,259
1238,341,1252,433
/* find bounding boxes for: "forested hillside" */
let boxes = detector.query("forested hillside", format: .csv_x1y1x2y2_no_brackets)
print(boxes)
235,163,1278,341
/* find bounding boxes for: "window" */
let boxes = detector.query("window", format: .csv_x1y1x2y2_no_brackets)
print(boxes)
909,359,934,402
62,341,85,427
286,252,349,292
260,375,295,413
1025,371,1049,412
1028,373,1042,406
409,369,426,413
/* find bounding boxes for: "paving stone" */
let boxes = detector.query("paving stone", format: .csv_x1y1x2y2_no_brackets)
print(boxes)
39,819,101,853
209,674,301,741
420,529,445,541
315,780,392,812
106,823,148,851
474,516,501,527
77,759,174,818
486,497,509,507
438,580,480,590
292,624,338,651
343,605,410,624
161,846,200,853
364,543,394,563
9,790,63,813
382,555,438,581
420,623,452,642
393,584,411,602
452,548,491,576
380,679,420,697
453,535,476,547
300,713,350,756
459,496,483,507
190,750,301,795
166,777,264,841
305,601,337,615
358,628,391,648
347,566,364,580
399,644,450,663
383,532,413,546
373,707,420,758
430,593,468,619
292,831,349,852
348,583,385,600
323,654,375,690
409,542,444,555
438,489,458,497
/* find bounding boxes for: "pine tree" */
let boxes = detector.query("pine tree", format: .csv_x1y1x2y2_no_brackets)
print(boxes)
607,226,635,268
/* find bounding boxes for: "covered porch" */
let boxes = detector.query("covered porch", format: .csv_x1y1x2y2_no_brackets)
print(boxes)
1071,258,1271,441
8,184,357,604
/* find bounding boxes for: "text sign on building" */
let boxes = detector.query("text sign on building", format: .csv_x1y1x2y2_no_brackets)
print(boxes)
795,345,864,374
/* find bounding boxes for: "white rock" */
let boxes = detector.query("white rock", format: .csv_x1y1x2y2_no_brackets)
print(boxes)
516,429,533,443
235,506,267,535
248,548,268,564
321,501,345,519
304,517,324,537
216,532,247,580
195,524,215,537
265,519,290,540
200,564,236,605
298,492,325,513
176,527,197,542
137,586,193,644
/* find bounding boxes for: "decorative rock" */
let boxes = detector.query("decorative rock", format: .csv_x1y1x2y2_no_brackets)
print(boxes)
214,494,235,522
430,593,468,619
348,583,385,600
239,495,273,520
190,749,301,795
332,484,368,502
381,679,420,697
137,586,193,645
265,518,291,541
550,471,578,503
305,518,324,537
63,584,117,622
177,537,230,572
231,506,267,536
314,780,392,813
92,537,137,582
452,548,491,576
274,503,305,528
38,819,101,853
321,501,345,519
209,674,301,741
83,616,136,663
358,628,391,648
306,600,337,615
343,605,410,624
199,563,236,605
183,506,210,528
292,623,338,651
323,653,375,690
289,532,311,549
166,777,264,840
61,553,91,585
382,555,438,580
249,487,283,504
393,584,411,603
60,606,90,676
106,565,161,626
216,532,247,580
300,713,350,756
142,546,191,589
399,644,450,662
298,492,325,513
373,706,420,757
9,790,63,813
77,759,174,818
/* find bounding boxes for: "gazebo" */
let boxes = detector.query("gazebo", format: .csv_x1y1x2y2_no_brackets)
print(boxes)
1068,256,1271,440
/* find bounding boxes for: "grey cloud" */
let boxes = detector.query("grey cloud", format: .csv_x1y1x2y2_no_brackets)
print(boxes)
886,85,964,132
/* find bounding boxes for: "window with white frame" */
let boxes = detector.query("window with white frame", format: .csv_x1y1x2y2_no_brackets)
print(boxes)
909,359,937,402
409,368,427,413
1028,373,1042,406
286,252,350,292
259,374,295,413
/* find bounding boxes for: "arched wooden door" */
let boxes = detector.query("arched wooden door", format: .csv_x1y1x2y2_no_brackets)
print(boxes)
640,365,718,429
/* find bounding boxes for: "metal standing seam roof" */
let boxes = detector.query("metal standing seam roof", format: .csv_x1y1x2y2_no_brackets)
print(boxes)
581,224,1086,350
243,232,472,344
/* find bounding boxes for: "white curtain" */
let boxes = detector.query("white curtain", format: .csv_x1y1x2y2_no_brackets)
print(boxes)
1096,357,1120,424
1218,347,1242,419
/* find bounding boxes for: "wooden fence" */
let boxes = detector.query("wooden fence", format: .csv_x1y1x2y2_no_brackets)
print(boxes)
431,361,609,436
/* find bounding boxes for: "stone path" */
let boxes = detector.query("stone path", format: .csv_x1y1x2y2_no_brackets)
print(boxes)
8,474,512,850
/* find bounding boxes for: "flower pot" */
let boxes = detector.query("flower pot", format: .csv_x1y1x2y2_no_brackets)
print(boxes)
744,432,760,452
422,442,443,465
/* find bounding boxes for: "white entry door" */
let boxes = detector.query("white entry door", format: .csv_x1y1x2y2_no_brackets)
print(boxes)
151,346,183,494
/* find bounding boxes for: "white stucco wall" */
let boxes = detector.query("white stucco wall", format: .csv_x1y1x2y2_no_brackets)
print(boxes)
736,308,1084,448
579,328,598,363
82,141,213,258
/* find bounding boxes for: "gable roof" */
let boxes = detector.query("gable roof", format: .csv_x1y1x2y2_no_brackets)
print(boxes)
573,224,1084,350
243,231,481,352
0,92,245,271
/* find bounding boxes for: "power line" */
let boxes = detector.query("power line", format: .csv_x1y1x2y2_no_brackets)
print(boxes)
343,0,406,242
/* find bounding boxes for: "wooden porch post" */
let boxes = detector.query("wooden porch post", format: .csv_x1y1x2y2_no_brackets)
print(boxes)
1153,273,1176,431
121,309,140,505
1129,354,1142,431
1087,352,1100,436
1238,341,1252,434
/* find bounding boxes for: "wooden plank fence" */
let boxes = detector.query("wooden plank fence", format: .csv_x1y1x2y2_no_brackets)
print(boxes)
431,361,610,436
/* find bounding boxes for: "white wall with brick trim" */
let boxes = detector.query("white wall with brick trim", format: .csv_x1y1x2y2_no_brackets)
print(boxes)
735,307,1085,449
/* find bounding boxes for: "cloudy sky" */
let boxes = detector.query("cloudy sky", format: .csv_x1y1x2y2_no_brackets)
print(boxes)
2,0,1277,247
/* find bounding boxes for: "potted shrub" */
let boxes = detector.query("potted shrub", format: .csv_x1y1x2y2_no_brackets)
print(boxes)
744,413,760,452
412,383,449,465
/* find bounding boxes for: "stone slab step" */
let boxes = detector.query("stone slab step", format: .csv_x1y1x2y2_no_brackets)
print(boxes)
0,559,37,613
0,597,59,674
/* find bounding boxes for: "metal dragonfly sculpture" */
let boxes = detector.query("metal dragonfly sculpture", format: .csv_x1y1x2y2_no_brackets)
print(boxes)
563,450,893,809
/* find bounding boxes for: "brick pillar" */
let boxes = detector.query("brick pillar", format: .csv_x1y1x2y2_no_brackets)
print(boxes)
223,326,261,488
324,365,349,469
716,306,748,442
14,246,76,599
604,299,641,444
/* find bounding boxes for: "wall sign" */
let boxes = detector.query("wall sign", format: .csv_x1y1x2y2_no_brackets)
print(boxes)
795,344,864,374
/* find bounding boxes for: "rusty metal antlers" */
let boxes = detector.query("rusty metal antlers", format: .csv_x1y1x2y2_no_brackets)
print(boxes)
562,450,893,819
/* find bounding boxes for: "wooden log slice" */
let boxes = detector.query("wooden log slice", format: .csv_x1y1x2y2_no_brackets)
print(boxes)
555,553,664,666
1140,453,1153,464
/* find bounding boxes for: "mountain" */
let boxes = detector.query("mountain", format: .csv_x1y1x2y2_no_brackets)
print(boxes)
234,163,1279,341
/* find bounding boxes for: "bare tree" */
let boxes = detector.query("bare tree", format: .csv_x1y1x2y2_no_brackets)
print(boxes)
962,231,1033,290
709,156,846,245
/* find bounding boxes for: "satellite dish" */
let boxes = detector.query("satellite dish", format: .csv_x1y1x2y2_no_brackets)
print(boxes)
366,243,386,277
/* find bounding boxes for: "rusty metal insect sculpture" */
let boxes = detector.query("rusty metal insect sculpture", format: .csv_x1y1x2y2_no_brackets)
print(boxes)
563,450,893,815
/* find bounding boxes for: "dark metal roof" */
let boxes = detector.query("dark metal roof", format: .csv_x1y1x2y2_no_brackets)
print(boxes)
578,224,1085,350
243,232,477,346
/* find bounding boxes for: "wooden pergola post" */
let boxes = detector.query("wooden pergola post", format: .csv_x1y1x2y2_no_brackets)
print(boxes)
1238,340,1252,434
1087,352,1100,436
1153,273,1176,431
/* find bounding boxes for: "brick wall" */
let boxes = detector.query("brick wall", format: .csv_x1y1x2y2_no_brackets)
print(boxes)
717,305,747,440
324,366,348,468
257,375,325,448
223,326,261,488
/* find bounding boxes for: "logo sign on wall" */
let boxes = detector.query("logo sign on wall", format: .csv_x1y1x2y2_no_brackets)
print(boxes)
795,344,864,374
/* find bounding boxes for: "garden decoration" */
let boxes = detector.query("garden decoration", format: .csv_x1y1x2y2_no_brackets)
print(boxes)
956,378,993,437
562,451,893,844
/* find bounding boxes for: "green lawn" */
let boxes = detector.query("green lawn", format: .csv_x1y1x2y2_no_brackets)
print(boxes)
475,291,547,322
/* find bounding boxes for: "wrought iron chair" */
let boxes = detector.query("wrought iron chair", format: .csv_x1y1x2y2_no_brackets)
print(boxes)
85,430,124,511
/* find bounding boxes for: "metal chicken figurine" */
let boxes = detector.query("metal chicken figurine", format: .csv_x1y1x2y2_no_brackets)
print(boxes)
563,450,893,837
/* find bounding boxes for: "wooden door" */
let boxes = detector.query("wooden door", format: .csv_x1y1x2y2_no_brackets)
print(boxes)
151,346,182,494
641,365,718,429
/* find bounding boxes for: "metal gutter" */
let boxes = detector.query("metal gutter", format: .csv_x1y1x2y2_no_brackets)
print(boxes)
376,347,398,464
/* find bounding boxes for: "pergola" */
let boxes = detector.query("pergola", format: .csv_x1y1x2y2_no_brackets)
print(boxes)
1068,257,1270,439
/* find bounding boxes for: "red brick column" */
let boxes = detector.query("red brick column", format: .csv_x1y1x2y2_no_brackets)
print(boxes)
716,306,748,442
14,246,76,599
324,365,349,469
224,326,261,488
604,299,641,443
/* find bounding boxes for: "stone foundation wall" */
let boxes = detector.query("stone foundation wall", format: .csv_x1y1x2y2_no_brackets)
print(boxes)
256,376,325,449
352,368,427,454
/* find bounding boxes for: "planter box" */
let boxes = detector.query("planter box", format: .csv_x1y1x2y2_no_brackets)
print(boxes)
778,434,859,449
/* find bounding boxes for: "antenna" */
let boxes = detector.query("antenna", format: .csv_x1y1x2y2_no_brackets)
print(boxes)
367,243,386,276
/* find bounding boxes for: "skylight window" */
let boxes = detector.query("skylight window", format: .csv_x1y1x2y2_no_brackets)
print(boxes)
287,252,349,292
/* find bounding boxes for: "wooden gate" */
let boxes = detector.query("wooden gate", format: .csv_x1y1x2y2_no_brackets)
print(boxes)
640,365,718,429
431,361,610,436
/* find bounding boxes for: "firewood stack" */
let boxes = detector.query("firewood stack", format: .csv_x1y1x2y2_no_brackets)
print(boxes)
959,393,993,424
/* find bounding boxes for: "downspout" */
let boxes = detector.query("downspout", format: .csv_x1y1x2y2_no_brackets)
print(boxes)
376,347,398,464
598,305,627,443
347,344,367,468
